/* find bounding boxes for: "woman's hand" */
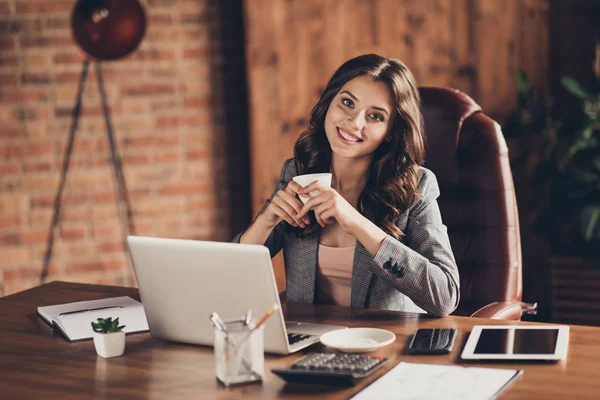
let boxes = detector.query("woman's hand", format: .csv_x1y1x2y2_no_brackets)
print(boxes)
260,181,311,229
296,182,363,233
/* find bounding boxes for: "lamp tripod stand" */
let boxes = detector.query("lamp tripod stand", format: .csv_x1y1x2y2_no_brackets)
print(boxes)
40,59,136,284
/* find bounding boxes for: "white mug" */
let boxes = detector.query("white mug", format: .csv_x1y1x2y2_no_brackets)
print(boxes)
292,173,332,204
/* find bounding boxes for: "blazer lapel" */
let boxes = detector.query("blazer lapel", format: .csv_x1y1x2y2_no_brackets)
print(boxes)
287,233,319,304
351,241,374,308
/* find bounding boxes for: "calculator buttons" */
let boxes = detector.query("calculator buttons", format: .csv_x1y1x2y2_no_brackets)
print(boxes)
272,352,389,386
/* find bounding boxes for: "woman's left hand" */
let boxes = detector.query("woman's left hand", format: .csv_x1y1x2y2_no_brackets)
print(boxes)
296,182,363,233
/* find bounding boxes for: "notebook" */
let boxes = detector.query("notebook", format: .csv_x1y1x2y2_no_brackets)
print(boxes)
37,296,149,342
350,362,523,400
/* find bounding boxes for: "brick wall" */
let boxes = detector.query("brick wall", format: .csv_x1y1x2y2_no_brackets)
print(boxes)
0,0,250,296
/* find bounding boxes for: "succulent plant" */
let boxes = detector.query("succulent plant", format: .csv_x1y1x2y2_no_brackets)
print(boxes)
91,317,125,334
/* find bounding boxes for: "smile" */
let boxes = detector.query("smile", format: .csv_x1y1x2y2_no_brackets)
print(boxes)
337,127,363,143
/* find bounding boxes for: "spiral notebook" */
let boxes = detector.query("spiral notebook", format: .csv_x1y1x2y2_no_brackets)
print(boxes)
37,296,149,342
351,362,523,400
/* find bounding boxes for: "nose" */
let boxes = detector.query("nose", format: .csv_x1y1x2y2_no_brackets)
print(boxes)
348,109,365,131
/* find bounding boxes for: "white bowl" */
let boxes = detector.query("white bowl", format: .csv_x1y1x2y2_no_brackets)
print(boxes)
319,328,396,353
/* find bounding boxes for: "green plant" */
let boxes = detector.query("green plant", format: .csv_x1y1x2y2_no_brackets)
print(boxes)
554,74,600,245
504,42,600,261
91,317,126,334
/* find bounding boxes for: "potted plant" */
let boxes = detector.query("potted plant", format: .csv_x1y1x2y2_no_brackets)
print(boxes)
504,41,600,325
91,317,126,358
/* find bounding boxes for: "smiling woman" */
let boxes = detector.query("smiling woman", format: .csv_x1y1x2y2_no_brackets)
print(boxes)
327,77,391,150
234,54,459,317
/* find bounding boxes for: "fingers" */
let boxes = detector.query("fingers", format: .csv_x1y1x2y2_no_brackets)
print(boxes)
282,182,311,225
285,192,310,226
297,191,332,220
272,195,308,227
278,190,305,216
269,201,298,227
313,199,336,227
319,207,337,226
297,181,329,199
313,206,325,227
284,180,303,195
297,201,313,220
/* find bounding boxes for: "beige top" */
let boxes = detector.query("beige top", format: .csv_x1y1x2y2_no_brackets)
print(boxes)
314,244,355,307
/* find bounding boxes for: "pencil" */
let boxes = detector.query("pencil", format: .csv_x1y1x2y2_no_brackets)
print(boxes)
252,304,278,330
225,304,279,361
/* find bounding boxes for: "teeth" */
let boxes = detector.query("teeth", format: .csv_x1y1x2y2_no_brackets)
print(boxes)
338,128,360,142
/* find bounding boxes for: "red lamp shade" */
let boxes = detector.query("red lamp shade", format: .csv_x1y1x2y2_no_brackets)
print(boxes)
71,0,146,61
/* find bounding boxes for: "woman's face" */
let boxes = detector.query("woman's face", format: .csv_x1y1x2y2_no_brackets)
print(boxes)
324,75,395,161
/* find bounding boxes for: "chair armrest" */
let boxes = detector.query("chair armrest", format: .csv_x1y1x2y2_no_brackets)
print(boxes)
279,291,287,303
470,302,523,320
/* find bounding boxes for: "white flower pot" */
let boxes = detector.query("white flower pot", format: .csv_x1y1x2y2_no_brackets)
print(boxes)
93,331,126,358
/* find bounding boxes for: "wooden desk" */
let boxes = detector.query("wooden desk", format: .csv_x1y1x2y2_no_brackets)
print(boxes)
1,281,599,399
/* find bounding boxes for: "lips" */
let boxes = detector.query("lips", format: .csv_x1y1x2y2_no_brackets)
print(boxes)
336,127,363,143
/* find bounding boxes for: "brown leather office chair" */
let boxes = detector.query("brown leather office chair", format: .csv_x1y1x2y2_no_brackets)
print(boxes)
420,87,535,320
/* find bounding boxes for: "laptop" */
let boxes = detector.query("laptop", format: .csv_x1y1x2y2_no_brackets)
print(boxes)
126,236,346,355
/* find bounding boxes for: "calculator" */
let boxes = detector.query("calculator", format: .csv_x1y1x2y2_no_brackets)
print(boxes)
271,352,389,386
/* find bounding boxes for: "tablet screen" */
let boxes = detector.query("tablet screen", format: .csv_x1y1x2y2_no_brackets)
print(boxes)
474,328,559,355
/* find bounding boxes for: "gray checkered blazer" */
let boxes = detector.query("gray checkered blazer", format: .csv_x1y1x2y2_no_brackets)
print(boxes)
233,158,460,316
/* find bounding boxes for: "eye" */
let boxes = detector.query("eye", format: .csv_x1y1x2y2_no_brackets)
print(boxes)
369,113,384,122
341,98,354,108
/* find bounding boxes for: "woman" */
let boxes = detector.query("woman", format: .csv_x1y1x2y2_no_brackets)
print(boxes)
234,54,459,317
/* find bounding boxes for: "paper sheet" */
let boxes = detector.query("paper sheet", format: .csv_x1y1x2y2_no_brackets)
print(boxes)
351,362,522,400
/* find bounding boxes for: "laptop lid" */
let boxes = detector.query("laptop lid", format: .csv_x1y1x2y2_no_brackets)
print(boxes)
127,236,291,354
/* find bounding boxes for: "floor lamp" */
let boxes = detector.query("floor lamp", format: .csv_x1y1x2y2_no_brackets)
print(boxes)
40,0,147,284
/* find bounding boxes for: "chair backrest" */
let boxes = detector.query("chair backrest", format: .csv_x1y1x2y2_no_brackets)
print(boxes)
419,87,522,311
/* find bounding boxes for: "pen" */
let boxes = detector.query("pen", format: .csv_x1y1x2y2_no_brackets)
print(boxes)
210,312,257,378
59,306,123,317
209,312,229,333
226,304,278,361
244,310,252,326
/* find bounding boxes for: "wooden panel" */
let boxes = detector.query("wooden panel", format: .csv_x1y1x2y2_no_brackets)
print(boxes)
550,0,600,114
243,0,550,290
471,0,519,113
520,0,551,92
4,281,600,399
551,257,600,326
244,0,282,219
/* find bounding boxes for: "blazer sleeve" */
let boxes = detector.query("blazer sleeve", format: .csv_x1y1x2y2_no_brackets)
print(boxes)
231,158,294,258
370,169,460,317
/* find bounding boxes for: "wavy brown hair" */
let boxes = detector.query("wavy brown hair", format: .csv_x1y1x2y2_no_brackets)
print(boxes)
294,54,425,240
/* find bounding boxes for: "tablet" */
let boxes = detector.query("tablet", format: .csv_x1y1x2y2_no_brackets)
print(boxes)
461,325,569,361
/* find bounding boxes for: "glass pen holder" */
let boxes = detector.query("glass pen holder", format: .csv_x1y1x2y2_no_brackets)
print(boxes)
214,321,264,387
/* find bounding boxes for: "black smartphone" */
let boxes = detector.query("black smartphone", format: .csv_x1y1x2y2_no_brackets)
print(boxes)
408,328,457,354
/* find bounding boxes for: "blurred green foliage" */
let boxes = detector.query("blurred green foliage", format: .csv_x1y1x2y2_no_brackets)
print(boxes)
504,44,600,262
